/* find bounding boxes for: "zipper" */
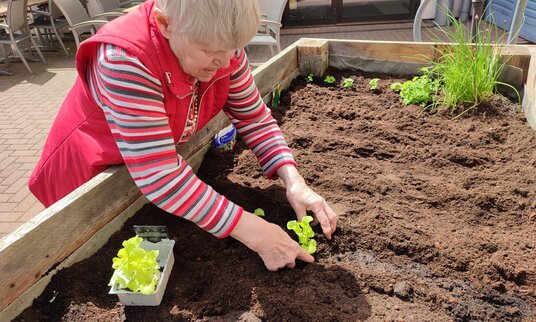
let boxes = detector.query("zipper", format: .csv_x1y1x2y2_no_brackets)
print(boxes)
196,71,233,133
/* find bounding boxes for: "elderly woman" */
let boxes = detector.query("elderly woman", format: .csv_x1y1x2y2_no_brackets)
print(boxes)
29,0,337,271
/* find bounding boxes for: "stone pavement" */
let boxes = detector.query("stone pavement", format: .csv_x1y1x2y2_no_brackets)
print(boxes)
0,22,529,240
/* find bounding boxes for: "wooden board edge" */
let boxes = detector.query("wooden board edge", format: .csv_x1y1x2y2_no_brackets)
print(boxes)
0,195,149,322
522,47,536,131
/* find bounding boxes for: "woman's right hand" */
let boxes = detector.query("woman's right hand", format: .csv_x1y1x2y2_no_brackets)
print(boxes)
230,211,314,271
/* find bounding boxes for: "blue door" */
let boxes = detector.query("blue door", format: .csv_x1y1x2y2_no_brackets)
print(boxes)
486,0,536,43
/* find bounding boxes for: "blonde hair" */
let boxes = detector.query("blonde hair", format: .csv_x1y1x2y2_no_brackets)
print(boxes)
154,0,261,50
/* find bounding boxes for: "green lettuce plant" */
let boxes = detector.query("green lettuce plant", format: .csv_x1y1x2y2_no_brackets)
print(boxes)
369,78,380,92
305,73,314,83
324,75,336,85
342,77,354,89
109,236,161,295
253,208,265,217
287,215,317,254
397,75,439,107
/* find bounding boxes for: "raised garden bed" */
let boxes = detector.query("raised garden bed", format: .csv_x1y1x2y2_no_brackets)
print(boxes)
1,39,535,321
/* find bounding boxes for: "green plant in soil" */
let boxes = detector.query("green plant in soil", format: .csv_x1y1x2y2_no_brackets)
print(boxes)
305,73,314,83
342,77,354,89
390,82,402,92
369,78,380,92
396,75,440,107
323,75,336,85
287,216,317,254
253,208,265,217
109,236,160,295
421,14,519,117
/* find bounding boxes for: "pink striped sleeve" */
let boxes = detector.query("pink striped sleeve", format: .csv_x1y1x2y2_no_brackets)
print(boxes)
225,49,298,178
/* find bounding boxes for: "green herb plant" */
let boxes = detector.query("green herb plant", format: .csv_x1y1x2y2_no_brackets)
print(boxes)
271,83,281,108
396,75,440,107
390,82,402,92
342,77,354,89
109,236,161,295
421,14,519,117
323,75,336,85
369,78,380,92
287,215,317,254
305,74,314,83
253,208,265,217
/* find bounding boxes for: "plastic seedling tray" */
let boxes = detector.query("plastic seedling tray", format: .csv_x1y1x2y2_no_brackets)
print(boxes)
109,226,175,306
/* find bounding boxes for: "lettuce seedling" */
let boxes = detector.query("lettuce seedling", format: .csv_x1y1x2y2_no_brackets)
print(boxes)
390,82,402,92
342,77,354,89
109,236,161,295
287,215,317,254
398,75,439,106
305,74,314,83
324,75,336,85
253,208,265,217
369,78,380,92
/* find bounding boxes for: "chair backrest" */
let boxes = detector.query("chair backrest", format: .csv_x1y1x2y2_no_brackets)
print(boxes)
53,0,93,34
258,0,286,24
6,0,29,32
48,0,63,20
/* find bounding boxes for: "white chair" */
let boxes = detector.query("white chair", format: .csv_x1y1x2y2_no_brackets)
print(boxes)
248,0,287,57
29,0,69,56
86,0,124,21
52,0,111,49
0,0,45,74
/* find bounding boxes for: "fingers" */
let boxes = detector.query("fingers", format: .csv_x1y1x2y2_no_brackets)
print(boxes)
296,246,315,263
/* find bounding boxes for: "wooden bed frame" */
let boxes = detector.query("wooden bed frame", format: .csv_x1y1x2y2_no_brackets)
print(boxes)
1,39,534,321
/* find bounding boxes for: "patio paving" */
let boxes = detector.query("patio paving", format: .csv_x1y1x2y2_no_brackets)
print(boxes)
0,21,531,240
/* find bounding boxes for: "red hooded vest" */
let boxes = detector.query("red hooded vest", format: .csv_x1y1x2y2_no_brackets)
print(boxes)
29,0,240,207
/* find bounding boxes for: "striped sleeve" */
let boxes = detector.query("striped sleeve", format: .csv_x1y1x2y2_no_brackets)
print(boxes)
225,49,298,179
87,43,243,238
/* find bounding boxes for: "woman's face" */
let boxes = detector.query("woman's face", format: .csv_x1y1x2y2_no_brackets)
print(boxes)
168,33,237,82
154,10,237,82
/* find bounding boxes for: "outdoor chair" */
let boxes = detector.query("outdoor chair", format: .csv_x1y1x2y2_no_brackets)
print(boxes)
248,0,287,57
52,0,110,49
0,0,45,74
86,0,124,21
29,0,69,56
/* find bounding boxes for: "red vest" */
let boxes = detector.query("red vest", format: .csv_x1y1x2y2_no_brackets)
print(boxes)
29,0,240,207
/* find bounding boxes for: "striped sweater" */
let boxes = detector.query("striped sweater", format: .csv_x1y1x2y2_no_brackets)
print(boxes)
87,43,297,238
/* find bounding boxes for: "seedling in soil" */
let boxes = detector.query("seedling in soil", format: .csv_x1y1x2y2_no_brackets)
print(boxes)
390,82,402,92
323,75,336,85
253,208,265,217
287,215,317,254
272,83,281,108
342,77,354,89
397,75,439,107
109,236,161,295
305,74,314,83
369,78,380,92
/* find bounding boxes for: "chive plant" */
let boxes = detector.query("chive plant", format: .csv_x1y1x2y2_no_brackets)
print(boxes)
423,14,518,117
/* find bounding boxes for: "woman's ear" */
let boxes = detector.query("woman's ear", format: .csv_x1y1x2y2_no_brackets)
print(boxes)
152,8,172,39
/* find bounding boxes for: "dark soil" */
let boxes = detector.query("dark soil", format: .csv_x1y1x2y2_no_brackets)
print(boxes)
14,71,536,322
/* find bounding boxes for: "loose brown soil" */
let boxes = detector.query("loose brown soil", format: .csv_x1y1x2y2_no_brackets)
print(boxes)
15,71,536,322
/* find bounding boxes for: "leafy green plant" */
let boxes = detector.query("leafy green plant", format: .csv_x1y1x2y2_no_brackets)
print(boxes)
323,75,336,85
109,236,161,295
253,208,265,217
342,77,354,89
390,82,402,92
398,75,440,107
369,78,380,92
422,14,519,116
305,74,314,83
287,215,317,254
272,83,281,108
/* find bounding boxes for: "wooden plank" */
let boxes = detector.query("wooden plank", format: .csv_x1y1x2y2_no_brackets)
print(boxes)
329,39,436,63
254,39,300,99
298,39,329,77
500,45,532,84
522,47,536,130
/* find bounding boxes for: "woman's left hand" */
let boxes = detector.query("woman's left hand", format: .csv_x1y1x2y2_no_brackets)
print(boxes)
277,165,338,240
